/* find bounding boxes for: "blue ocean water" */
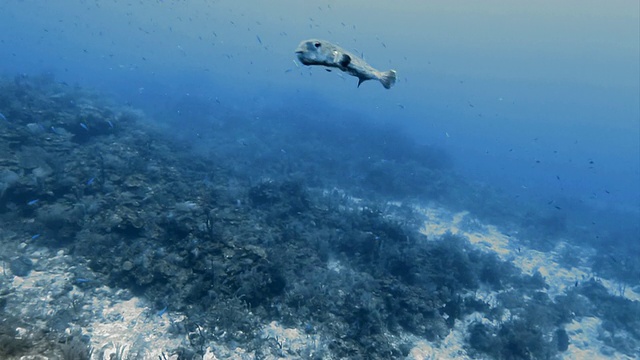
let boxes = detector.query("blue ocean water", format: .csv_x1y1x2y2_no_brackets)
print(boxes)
0,0,639,358
2,0,637,215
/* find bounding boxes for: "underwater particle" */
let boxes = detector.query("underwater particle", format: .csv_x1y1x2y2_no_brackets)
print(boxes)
295,39,397,89
9,256,34,277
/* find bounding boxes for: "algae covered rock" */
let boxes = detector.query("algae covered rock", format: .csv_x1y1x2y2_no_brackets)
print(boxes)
9,256,34,277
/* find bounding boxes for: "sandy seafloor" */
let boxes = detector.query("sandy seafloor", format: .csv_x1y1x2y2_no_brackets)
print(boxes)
2,202,637,360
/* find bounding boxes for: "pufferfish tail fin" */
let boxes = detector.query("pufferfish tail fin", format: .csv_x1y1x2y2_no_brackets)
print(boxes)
379,70,397,89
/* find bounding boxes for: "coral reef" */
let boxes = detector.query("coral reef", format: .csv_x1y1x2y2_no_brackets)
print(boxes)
0,74,637,359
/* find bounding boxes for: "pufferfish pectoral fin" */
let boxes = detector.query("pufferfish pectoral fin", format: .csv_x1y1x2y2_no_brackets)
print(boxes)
331,49,351,68
336,53,351,68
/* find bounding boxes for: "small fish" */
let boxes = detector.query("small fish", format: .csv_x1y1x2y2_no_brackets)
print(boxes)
157,306,168,317
80,123,89,131
0,112,7,121
295,39,397,89
27,199,39,206
75,278,92,284
86,177,95,186
256,35,262,45
31,234,41,240
107,120,114,128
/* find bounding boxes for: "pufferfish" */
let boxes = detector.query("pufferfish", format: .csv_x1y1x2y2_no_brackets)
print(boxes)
295,39,397,89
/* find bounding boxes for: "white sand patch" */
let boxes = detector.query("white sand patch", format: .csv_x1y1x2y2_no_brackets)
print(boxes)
465,227,512,256
4,248,185,359
415,205,640,359
407,318,471,360
86,294,184,359
420,208,511,256
8,250,77,321
513,246,588,298
563,317,635,360
88,293,331,360
417,206,640,301
260,321,327,358
5,247,330,359
420,208,466,237
599,278,640,302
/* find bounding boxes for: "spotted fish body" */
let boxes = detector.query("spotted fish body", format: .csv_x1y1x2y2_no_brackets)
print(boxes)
295,39,397,89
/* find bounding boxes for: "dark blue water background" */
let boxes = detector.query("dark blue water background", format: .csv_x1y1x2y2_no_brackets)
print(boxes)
1,0,638,227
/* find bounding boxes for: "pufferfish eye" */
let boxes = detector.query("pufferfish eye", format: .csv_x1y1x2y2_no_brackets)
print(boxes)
314,41,321,48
